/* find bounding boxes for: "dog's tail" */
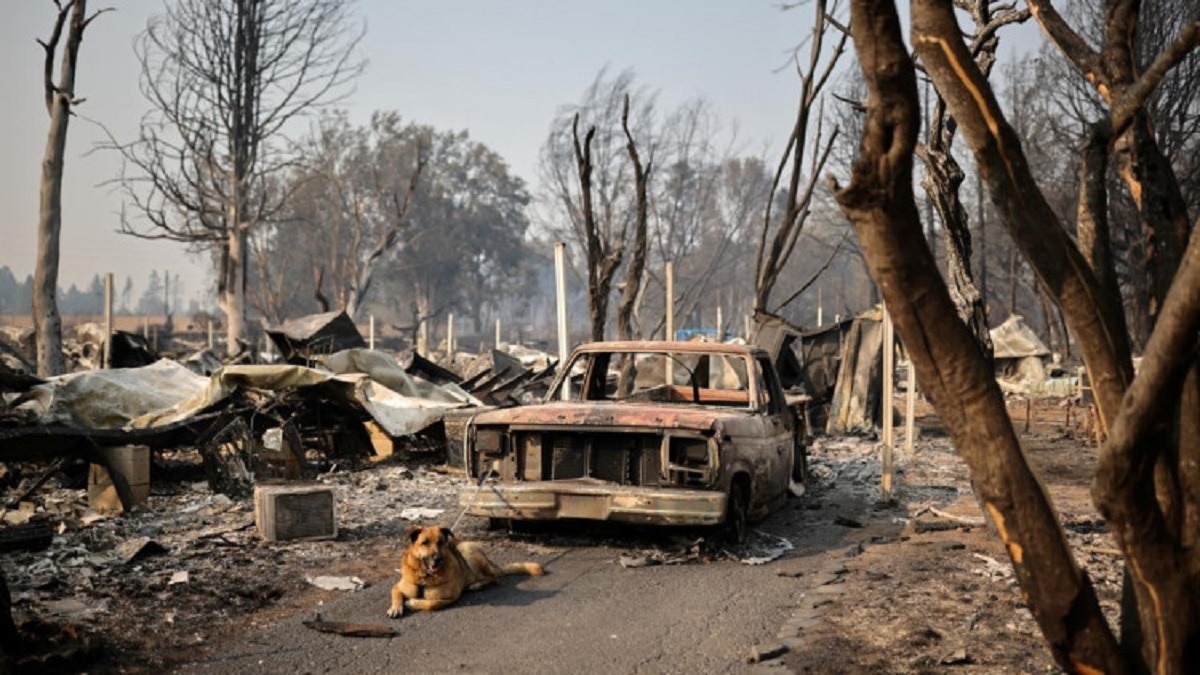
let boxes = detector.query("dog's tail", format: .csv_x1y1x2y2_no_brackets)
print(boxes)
500,562,545,577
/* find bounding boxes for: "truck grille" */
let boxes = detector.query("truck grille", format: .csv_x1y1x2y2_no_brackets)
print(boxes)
534,432,662,486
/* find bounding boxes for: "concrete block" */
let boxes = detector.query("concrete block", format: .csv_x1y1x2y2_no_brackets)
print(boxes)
254,483,336,542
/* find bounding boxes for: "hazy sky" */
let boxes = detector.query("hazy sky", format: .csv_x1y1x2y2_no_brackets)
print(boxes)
0,0,1042,308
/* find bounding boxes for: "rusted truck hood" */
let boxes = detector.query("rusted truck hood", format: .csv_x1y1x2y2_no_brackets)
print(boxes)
471,402,746,433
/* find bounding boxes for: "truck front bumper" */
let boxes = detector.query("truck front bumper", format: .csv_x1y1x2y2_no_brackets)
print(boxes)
460,481,727,526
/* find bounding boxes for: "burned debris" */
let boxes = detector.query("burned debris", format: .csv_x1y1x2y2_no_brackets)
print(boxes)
0,310,561,670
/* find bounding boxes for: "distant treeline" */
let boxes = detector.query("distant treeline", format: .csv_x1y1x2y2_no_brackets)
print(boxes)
0,266,198,317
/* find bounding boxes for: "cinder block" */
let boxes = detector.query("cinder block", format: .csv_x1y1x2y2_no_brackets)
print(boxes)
254,483,337,542
89,445,150,513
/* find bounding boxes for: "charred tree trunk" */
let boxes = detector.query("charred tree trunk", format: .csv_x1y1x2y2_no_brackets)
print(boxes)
1076,123,1125,320
617,95,650,342
35,0,96,376
219,221,248,356
920,140,992,359
573,114,623,342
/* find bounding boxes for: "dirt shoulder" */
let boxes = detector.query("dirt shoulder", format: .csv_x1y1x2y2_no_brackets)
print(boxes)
783,401,1122,673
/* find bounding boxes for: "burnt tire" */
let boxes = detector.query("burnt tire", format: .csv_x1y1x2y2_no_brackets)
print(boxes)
722,480,749,545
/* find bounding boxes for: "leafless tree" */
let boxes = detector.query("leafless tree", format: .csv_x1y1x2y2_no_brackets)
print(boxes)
616,95,651,343
753,0,847,315
259,115,528,342
835,0,1198,670
254,112,427,323
914,0,1029,358
111,0,363,355
33,0,107,376
538,68,655,341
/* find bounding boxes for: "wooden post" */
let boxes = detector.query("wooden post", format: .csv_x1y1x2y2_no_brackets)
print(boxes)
881,307,895,501
665,261,675,384
207,320,214,350
447,313,455,358
665,261,675,340
368,315,375,350
1025,399,1033,433
905,344,916,453
554,242,570,401
152,325,158,352
142,316,148,339
744,314,751,341
103,272,113,369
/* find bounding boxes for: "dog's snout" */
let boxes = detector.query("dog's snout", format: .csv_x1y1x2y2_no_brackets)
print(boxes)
429,552,442,566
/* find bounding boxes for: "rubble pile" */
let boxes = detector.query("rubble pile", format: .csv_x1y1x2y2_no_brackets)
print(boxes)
0,454,470,670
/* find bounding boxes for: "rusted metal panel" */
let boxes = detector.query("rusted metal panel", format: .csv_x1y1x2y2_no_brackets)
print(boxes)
471,402,740,431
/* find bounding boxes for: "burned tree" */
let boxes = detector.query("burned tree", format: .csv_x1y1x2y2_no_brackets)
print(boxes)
914,0,1029,359
834,0,1199,670
538,69,654,342
753,0,846,315
616,94,651,343
572,114,624,342
33,0,106,376
112,0,363,356
250,112,428,324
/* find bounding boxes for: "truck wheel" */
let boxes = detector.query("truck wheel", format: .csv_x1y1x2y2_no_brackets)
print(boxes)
723,481,749,545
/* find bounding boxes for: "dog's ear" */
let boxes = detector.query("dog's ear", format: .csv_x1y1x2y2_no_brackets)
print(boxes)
439,526,455,542
405,525,422,543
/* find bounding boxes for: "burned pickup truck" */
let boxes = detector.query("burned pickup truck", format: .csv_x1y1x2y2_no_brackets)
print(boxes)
460,341,806,541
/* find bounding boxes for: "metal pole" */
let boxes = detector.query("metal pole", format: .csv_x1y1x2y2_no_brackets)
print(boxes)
554,242,570,400
495,317,501,350
881,307,895,500
369,315,376,350
103,273,113,369
716,305,723,342
817,286,824,327
447,313,455,358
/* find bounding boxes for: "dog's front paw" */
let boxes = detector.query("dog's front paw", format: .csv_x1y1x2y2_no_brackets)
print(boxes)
387,604,404,619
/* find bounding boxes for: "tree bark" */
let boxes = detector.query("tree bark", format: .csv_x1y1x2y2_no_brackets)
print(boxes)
1076,123,1125,323
919,139,992,358
219,222,248,356
1093,216,1200,673
35,0,92,377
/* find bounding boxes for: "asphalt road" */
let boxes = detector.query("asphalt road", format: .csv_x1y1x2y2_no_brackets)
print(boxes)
171,503,865,675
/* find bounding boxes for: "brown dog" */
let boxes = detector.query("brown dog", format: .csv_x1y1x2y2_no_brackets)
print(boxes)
387,525,545,618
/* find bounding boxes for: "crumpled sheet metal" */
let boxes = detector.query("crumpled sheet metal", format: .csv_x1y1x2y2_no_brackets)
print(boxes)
14,349,477,438
16,360,207,429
